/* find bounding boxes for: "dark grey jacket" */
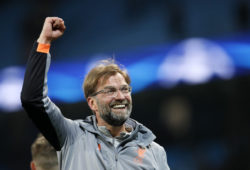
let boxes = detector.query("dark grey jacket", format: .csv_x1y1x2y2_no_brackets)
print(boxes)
21,43,170,170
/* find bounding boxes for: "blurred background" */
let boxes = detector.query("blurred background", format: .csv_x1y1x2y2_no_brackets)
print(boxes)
0,0,250,169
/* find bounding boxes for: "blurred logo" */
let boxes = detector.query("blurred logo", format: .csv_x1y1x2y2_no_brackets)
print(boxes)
158,38,235,87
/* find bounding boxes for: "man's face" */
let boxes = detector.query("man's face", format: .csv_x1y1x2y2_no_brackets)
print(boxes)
94,73,132,126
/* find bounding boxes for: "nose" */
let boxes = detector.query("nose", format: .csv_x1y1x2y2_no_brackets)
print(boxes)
114,89,126,100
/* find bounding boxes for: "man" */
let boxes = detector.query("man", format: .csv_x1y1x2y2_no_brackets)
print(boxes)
30,133,58,170
21,17,170,170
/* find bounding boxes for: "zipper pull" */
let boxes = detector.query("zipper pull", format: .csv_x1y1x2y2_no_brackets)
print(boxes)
98,143,101,151
115,154,118,161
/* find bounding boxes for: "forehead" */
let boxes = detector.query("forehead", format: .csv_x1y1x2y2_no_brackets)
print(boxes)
97,73,127,89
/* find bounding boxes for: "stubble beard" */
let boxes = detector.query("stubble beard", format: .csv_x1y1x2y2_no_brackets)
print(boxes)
97,99,132,126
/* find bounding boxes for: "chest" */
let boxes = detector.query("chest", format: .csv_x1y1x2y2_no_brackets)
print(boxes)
60,133,159,170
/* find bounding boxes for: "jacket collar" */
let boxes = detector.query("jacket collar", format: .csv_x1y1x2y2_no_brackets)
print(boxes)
79,115,156,147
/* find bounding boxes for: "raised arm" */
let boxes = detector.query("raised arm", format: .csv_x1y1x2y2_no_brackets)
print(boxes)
21,17,75,151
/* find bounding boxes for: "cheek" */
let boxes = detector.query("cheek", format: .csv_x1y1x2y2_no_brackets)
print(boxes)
97,98,112,107
127,96,132,103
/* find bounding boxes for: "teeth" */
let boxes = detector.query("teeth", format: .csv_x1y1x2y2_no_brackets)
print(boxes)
112,105,125,109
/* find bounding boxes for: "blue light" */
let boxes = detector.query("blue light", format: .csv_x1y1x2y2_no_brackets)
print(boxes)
48,72,84,102
223,42,250,68
1,36,250,112
128,55,163,92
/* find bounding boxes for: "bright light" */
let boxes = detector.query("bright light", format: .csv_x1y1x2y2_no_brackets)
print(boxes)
158,38,235,87
0,67,24,112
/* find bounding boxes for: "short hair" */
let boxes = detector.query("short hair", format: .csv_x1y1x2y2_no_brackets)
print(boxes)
83,59,131,99
31,133,58,170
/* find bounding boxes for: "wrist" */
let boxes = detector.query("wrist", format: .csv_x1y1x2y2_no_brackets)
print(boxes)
37,36,52,44
36,43,51,54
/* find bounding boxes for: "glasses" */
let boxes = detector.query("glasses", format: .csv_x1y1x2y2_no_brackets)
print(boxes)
91,85,132,97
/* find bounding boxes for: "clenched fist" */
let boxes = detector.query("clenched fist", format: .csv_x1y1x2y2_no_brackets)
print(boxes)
37,17,66,44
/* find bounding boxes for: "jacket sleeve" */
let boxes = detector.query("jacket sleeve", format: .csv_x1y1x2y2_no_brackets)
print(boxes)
21,42,78,151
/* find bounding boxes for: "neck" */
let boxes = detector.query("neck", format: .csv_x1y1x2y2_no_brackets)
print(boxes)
96,117,126,137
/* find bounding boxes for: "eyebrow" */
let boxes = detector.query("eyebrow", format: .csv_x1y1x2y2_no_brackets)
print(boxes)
103,85,128,89
103,86,116,89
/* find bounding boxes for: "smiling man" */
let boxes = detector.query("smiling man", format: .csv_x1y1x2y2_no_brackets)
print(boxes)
21,17,170,170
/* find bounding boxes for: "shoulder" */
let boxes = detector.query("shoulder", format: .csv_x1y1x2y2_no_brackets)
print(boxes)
149,141,168,161
150,141,166,153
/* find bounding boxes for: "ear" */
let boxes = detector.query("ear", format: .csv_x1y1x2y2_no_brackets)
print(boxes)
87,97,98,112
30,161,36,170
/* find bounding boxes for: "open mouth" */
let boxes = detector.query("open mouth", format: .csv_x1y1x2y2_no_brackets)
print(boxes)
110,104,128,109
111,104,126,109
